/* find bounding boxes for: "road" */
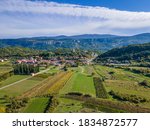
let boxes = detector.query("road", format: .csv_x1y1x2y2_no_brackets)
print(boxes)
0,68,50,90
79,66,84,73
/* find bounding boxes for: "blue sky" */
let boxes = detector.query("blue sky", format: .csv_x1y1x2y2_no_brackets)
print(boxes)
0,0,150,38
37,0,150,12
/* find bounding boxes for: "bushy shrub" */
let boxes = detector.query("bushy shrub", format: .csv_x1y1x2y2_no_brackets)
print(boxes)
109,90,147,104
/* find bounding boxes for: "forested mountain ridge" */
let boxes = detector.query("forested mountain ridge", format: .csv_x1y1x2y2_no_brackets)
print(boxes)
95,43,150,63
1,33,150,51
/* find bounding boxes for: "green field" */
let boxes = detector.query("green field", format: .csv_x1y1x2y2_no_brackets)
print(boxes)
94,65,150,82
22,97,49,113
54,98,83,113
0,79,42,97
94,65,150,108
0,61,12,67
0,67,12,74
0,75,29,88
60,67,96,97
46,66,60,74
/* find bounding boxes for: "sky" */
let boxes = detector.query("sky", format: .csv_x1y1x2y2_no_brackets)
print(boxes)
0,0,150,38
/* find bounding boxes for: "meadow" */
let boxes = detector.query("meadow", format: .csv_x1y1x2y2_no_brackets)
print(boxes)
94,65,150,108
22,97,49,113
59,67,96,97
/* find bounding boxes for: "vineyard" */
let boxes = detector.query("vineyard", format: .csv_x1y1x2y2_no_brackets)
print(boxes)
16,71,73,112
47,72,73,95
93,77,108,99
19,72,73,98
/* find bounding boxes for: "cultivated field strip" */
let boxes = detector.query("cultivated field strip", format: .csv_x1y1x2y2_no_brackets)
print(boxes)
47,71,73,94
93,77,108,99
19,72,73,98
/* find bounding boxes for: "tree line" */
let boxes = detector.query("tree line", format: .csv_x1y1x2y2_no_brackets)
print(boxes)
13,64,39,75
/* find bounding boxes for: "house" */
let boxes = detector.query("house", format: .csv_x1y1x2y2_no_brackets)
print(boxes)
0,59,4,62
31,73,35,76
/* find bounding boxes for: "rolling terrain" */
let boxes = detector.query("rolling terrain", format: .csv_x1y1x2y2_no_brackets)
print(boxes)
1,33,150,51
0,41,150,113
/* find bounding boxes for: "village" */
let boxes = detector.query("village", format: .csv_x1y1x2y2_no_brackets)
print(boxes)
14,55,91,68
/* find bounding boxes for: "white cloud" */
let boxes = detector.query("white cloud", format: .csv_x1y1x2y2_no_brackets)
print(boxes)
0,0,150,38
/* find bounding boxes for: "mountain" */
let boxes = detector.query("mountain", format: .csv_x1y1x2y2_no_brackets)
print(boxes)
1,33,150,51
95,43,150,63
69,34,118,39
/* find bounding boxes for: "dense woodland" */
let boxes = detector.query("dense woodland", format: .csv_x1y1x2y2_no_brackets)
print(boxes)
0,47,41,58
13,64,40,75
95,43,150,64
0,47,95,60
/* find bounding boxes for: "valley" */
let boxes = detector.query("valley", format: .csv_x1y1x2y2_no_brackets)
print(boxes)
0,41,150,113
0,61,150,113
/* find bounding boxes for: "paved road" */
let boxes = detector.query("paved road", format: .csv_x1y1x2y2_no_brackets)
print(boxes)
0,68,50,90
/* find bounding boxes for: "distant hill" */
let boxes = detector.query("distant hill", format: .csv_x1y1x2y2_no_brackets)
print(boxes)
95,43,150,63
0,47,41,58
69,34,118,39
1,33,150,51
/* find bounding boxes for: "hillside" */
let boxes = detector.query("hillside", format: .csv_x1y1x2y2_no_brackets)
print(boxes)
0,47,42,58
1,33,150,51
95,43,150,63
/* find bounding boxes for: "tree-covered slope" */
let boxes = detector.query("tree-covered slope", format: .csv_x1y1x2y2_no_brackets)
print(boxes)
95,43,150,63
0,47,41,58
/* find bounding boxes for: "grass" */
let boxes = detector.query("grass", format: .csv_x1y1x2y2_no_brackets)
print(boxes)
94,65,150,96
0,78,42,97
105,80,150,99
83,65,97,75
60,72,96,97
94,65,150,108
22,97,49,113
0,61,12,67
53,97,83,113
94,65,150,82
46,66,60,74
0,75,29,88
0,68,53,97
0,67,12,74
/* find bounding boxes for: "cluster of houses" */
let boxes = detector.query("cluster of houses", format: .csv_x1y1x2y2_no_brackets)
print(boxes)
101,59,130,66
15,56,90,67
0,58,8,62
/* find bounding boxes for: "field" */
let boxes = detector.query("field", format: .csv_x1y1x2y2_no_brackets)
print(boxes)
0,63,150,113
22,97,49,113
0,78,42,97
53,98,83,113
59,67,96,97
94,65,150,108
0,75,29,88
